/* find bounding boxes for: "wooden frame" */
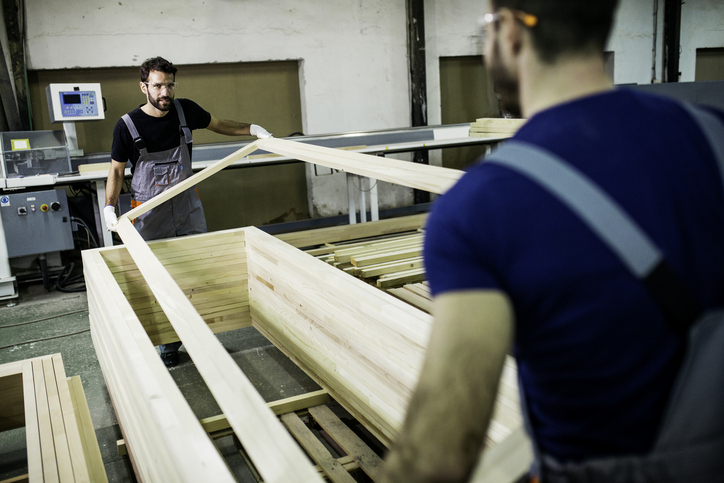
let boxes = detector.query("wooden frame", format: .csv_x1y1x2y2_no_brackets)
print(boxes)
0,354,106,483
84,139,529,482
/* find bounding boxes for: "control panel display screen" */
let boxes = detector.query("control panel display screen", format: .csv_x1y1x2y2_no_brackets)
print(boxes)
60,91,98,118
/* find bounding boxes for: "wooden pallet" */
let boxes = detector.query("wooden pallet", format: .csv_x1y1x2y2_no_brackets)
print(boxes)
0,354,107,483
116,391,388,482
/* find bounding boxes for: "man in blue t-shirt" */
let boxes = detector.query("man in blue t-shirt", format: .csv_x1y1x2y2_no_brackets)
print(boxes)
381,1,724,482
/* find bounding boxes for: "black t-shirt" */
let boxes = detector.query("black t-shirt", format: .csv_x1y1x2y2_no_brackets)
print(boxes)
111,98,211,171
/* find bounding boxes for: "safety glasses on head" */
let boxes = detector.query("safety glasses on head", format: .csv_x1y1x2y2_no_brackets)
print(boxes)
477,9,538,44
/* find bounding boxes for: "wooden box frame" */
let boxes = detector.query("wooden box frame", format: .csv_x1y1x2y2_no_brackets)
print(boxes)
83,139,528,482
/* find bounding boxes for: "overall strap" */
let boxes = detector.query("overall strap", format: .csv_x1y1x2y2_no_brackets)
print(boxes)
485,140,700,335
173,99,193,145
121,113,148,156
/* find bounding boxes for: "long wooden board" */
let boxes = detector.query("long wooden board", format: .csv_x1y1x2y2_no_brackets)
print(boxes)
258,138,462,194
113,218,322,483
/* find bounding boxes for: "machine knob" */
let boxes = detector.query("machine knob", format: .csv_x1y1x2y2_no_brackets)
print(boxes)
40,204,49,212
50,202,61,212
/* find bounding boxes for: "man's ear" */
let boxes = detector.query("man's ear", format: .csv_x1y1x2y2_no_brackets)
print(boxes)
139,81,147,95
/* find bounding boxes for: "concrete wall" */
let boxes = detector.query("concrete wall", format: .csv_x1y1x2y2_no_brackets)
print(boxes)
22,0,724,217
24,0,724,131
680,0,724,82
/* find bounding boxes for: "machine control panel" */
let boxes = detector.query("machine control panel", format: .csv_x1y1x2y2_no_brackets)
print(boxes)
46,83,104,123
59,91,99,118
0,189,74,258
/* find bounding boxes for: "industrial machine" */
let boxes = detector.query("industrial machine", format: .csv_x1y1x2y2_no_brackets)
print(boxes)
0,131,76,301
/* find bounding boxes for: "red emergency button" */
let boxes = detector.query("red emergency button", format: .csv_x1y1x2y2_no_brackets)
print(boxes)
40,204,49,212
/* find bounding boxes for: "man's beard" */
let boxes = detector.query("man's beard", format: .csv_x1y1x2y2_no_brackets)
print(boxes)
488,37,521,117
149,92,173,112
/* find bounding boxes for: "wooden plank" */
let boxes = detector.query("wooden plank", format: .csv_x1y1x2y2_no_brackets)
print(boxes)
386,287,432,313
32,358,59,483
21,361,42,482
50,356,91,483
117,389,333,455
113,218,322,483
357,257,424,278
41,357,75,482
351,247,422,268
470,426,532,483
247,227,431,448
121,142,261,222
257,138,462,195
334,238,422,265
67,376,108,483
276,214,428,249
308,405,383,481
0,475,29,483
376,268,426,289
281,412,357,483
83,249,235,482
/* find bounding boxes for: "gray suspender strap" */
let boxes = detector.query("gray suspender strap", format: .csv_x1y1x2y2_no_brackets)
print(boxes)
485,139,701,333
121,113,148,156
173,99,193,145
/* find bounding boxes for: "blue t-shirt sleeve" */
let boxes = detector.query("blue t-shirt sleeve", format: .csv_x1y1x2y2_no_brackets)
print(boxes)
424,170,504,297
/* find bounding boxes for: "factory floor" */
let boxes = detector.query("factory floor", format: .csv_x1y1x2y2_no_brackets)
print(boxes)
0,280,328,482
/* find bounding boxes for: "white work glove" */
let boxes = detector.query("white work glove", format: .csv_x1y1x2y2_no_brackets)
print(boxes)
250,124,273,139
104,205,118,232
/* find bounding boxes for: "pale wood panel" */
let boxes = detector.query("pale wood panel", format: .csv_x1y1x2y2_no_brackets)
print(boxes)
280,412,357,483
41,357,74,482
21,362,42,482
67,376,108,483
98,228,250,345
276,214,427,249
246,226,431,447
112,218,323,483
258,138,462,194
83,249,235,482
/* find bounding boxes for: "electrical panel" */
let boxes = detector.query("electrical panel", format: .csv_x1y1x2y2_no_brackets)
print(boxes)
0,189,74,258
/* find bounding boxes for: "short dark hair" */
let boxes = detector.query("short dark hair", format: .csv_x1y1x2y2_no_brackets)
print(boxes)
140,56,178,82
492,0,619,63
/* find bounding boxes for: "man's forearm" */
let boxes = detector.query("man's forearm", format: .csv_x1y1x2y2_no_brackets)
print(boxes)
105,162,125,207
380,291,514,483
209,118,251,136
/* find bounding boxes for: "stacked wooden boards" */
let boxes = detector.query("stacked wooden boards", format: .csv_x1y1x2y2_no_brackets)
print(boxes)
469,118,527,138
0,354,107,482
85,138,530,481
307,232,425,289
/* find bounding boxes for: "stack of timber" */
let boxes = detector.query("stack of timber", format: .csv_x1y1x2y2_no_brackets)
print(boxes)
469,118,527,138
83,138,531,482
310,232,425,290
0,354,107,482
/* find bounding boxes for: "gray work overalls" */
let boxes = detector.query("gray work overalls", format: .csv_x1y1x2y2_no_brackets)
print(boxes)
121,99,207,242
